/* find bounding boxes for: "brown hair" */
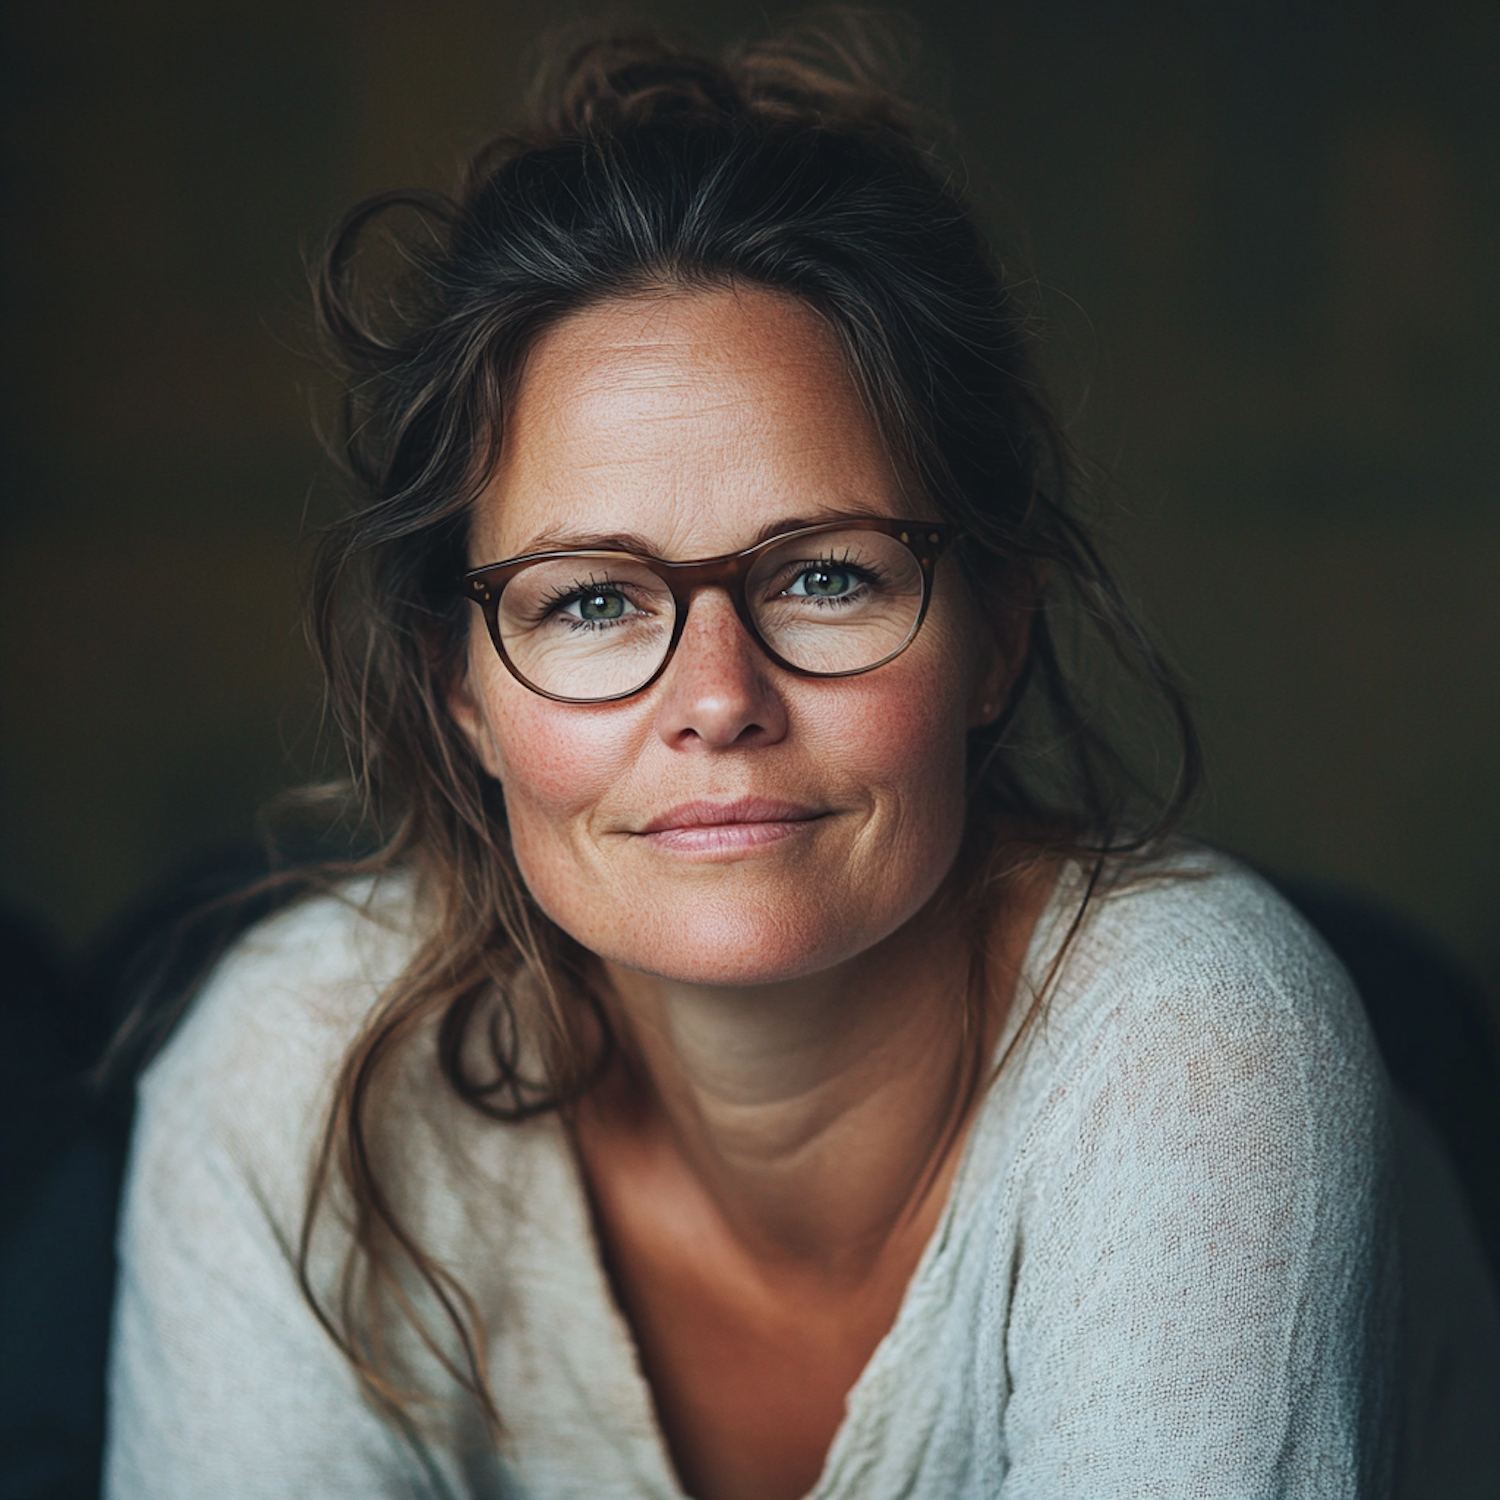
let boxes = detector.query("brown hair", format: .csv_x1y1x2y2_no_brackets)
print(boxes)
297,11,1200,1431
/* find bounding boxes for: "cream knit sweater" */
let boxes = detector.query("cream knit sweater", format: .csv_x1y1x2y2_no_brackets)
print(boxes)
105,848,1499,1498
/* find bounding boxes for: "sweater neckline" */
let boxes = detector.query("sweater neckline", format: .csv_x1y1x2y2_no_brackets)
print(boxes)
542,861,1086,1500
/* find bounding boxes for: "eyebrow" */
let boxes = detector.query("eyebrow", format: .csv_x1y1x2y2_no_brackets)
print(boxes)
502,507,890,564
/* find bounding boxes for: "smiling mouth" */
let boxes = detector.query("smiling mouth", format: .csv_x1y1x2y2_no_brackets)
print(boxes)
636,797,826,854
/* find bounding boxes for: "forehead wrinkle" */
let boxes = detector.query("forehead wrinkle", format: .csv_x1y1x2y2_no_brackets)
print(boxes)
517,388,820,483
479,287,904,564
517,371,764,456
507,296,863,460
526,303,845,403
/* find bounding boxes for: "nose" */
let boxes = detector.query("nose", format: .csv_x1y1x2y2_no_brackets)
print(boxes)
653,587,789,749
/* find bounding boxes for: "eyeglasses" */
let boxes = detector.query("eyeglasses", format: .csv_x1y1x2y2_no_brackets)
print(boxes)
458,517,954,704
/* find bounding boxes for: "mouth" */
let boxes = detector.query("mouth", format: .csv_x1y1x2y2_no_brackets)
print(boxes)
636,797,826,854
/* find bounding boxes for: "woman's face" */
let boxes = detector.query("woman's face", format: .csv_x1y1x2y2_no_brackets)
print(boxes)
452,286,1007,987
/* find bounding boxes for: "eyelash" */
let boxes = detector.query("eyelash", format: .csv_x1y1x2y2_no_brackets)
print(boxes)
531,551,887,624
776,553,884,598
536,579,646,631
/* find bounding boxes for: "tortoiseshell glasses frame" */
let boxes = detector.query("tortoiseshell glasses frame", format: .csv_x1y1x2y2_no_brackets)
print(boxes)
457,517,955,705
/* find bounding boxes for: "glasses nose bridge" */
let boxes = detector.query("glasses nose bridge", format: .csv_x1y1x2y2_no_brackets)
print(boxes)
657,550,756,617
655,551,765,664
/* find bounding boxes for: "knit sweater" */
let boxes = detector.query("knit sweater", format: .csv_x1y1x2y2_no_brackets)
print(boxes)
104,848,1479,1498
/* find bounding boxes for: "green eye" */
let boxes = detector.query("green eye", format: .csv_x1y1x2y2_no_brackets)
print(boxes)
577,591,626,621
791,567,855,598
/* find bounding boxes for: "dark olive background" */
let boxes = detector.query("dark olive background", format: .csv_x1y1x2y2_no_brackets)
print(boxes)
2,0,1497,1020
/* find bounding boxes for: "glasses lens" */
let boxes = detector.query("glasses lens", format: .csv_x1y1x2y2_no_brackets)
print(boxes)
498,555,675,700
747,528,926,675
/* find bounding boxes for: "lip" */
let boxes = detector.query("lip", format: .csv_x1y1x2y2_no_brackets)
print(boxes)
636,797,826,854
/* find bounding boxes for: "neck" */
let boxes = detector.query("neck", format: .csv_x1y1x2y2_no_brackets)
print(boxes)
580,864,1051,1277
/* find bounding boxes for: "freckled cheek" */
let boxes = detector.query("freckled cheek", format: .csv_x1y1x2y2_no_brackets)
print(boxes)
481,682,642,852
803,668,970,827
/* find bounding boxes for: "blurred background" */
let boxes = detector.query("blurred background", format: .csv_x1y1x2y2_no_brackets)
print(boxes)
1,3,1497,1490
1,0,1496,1009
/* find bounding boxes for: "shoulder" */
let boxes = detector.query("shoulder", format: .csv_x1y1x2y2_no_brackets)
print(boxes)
109,873,458,1495
141,870,423,1101
130,871,426,1222
986,847,1395,1492
1042,844,1377,1064
1015,844,1389,1185
1082,844,1344,985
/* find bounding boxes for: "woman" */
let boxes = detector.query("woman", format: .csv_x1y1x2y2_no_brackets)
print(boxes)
106,19,1396,1499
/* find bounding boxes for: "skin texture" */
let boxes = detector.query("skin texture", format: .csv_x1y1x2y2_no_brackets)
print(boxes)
450,286,1048,1500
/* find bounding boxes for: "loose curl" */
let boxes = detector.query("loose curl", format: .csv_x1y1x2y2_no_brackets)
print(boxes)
295,11,1201,1432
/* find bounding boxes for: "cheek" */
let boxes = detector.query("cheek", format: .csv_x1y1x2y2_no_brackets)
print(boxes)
842,604,977,801
494,702,620,816
850,672,970,837
474,664,644,890
797,644,975,889
468,638,616,802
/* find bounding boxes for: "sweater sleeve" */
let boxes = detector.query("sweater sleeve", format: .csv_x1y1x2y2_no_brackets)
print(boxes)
104,893,445,1500
996,893,1395,1499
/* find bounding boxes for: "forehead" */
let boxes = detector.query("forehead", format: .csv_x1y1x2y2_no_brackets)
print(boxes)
472,285,906,563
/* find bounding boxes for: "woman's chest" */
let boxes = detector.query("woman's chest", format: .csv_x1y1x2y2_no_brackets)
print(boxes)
457,1107,1021,1500
575,1137,937,1500
605,1246,894,1500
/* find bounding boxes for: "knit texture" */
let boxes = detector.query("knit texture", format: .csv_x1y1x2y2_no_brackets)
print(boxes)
107,848,1425,1498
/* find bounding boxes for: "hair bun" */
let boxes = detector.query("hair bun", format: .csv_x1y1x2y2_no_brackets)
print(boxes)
525,9,920,146
532,33,745,138
733,9,919,137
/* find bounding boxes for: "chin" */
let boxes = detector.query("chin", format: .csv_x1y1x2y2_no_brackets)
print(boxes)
563,886,913,988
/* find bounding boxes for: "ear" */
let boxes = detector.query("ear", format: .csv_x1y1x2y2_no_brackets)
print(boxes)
966,565,1040,730
966,630,1015,730
445,634,507,782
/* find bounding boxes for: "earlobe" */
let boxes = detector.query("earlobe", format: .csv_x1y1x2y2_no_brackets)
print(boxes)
966,574,1038,730
967,655,1012,729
